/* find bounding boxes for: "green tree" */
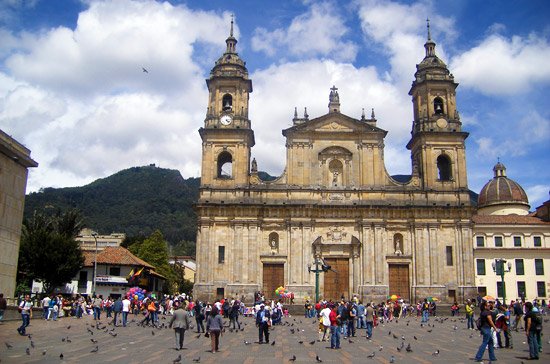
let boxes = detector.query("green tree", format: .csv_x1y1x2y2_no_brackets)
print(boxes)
18,209,84,293
131,230,178,294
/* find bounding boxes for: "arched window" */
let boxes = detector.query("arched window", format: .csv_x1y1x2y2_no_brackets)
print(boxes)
329,159,343,186
222,94,233,112
437,154,452,181
217,151,232,179
434,97,444,115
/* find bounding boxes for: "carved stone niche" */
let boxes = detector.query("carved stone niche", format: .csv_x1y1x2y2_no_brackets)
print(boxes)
318,146,353,164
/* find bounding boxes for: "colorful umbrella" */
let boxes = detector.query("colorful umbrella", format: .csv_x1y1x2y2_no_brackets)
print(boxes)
426,297,439,302
482,295,495,302
388,294,400,301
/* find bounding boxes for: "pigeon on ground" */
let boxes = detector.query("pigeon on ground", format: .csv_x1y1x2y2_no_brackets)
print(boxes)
66,325,71,330
427,329,433,333
151,330,155,336
316,355,323,363
392,334,398,339
5,342,13,349
30,340,35,348
379,345,383,351
91,346,99,353
367,351,375,358
432,349,440,356
414,336,417,340
109,332,117,337
289,355,297,362
390,355,395,363
26,347,30,355
309,340,315,345
66,337,72,343
42,349,47,355
60,353,64,359
61,337,66,342
271,341,276,346
173,354,181,363
244,340,251,345
406,343,412,352
298,340,304,344
91,339,98,344
348,339,353,344
192,357,200,363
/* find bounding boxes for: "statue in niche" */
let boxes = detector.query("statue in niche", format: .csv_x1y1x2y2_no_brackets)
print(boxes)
270,238,278,254
394,234,403,255
251,158,258,173
332,171,339,186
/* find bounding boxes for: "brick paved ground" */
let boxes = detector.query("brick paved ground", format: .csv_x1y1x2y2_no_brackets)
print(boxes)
0,313,547,363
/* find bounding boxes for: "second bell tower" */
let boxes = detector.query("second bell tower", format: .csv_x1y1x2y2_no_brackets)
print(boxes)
199,17,254,188
407,20,469,193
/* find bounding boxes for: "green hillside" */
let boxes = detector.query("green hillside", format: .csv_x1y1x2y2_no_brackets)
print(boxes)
24,166,200,247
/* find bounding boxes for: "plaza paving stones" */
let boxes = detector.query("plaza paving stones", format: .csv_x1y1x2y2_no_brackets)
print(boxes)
0,314,548,363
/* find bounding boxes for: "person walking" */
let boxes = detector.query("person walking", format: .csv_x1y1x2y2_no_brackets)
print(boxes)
329,304,341,349
17,295,33,335
319,304,331,342
256,303,271,344
474,300,499,362
524,301,540,360
112,297,122,326
206,306,223,353
356,301,365,329
92,295,103,320
365,302,375,340
465,299,475,329
194,300,205,333
229,301,241,330
0,293,7,323
169,302,191,350
121,295,131,327
421,299,430,323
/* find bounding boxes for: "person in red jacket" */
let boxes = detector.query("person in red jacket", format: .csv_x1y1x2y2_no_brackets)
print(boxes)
329,304,341,349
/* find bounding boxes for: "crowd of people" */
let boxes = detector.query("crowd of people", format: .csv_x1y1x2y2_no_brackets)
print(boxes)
12,290,545,360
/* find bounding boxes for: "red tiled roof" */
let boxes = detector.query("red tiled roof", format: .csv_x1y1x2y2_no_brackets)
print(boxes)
82,247,154,268
472,214,550,225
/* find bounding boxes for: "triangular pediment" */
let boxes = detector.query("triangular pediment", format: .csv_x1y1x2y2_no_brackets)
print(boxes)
283,112,386,136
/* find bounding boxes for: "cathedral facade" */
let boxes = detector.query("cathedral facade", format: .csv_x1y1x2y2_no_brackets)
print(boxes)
194,21,478,304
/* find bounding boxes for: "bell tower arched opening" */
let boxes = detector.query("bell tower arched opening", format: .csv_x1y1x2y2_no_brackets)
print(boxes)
222,94,233,112
217,151,233,179
433,97,444,115
437,154,452,181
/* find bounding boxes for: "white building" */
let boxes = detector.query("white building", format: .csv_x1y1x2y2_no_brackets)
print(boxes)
32,246,165,298
473,163,550,303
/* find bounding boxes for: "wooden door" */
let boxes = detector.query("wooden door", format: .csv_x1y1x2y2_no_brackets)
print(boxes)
323,258,349,301
388,264,410,302
263,264,284,300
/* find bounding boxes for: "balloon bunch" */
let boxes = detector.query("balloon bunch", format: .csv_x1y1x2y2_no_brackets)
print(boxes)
127,286,147,301
274,286,294,299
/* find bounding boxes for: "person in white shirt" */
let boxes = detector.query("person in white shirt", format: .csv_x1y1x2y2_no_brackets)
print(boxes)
319,305,332,342
41,296,51,320
122,296,131,327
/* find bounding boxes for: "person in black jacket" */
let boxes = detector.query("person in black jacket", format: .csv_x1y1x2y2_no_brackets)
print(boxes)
256,303,271,344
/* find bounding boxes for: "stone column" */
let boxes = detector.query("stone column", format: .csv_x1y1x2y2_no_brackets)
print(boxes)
233,224,243,282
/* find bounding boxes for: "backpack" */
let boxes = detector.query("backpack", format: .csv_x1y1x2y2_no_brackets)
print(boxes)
533,311,543,330
475,317,482,330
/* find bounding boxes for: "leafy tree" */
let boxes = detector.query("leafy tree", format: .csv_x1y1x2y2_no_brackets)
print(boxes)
18,209,84,293
130,230,178,294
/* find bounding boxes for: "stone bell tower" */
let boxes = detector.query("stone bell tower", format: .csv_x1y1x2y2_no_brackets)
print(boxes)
407,19,469,193
199,17,254,188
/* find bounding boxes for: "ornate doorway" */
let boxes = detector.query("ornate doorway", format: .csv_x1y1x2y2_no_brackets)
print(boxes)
263,263,284,300
323,258,349,301
388,264,410,302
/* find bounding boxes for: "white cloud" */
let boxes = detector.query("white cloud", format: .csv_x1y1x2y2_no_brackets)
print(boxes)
451,33,550,95
473,111,549,159
526,184,550,209
355,0,456,88
250,59,413,177
0,0,230,190
251,1,358,62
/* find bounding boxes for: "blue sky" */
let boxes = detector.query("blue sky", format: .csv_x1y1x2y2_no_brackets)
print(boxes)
1,0,549,208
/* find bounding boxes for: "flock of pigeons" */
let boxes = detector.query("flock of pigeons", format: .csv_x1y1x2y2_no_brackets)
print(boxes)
4,313,544,362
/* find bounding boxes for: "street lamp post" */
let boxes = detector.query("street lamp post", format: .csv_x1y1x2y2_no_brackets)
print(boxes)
91,232,98,295
492,258,511,304
308,257,331,302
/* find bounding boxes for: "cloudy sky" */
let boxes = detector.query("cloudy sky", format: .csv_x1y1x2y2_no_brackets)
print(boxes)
1,0,549,208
